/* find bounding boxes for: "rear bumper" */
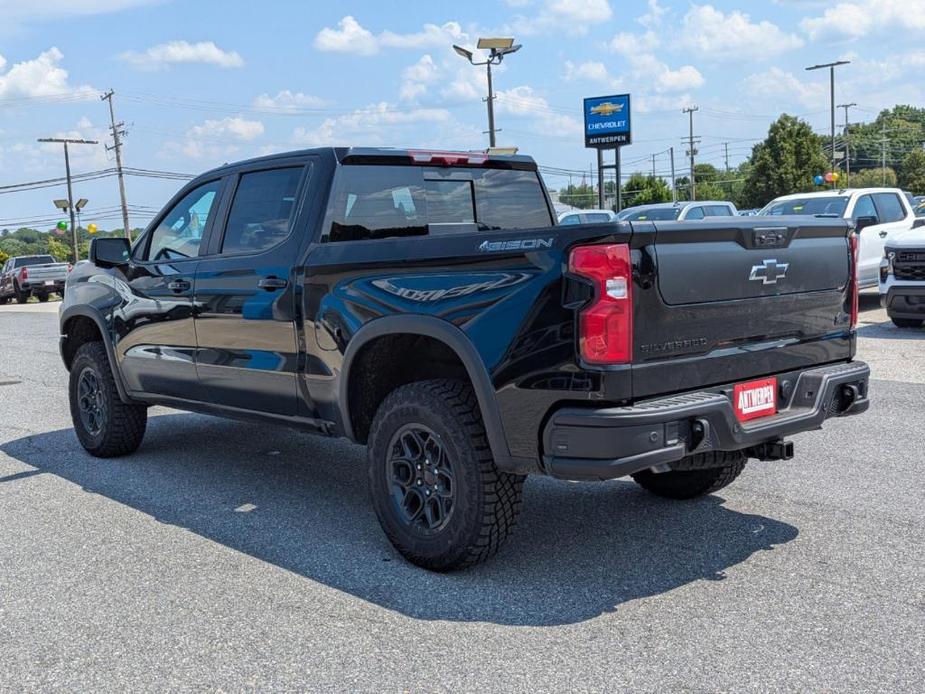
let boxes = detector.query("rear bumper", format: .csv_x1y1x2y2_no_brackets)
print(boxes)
541,361,870,481
22,280,65,291
881,285,925,318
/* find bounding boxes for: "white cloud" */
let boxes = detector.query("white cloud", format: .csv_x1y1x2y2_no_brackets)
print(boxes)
0,47,96,99
495,85,583,136
638,0,668,28
121,41,243,70
563,60,626,92
510,0,612,35
292,103,452,147
251,90,325,111
609,30,660,56
314,16,467,55
607,31,702,94
680,5,803,59
400,55,440,101
800,0,925,39
188,116,264,142
742,67,826,108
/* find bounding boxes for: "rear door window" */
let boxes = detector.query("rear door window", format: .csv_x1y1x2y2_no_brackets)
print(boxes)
873,192,906,223
559,214,580,225
706,205,733,217
220,167,304,255
325,165,552,242
685,206,705,220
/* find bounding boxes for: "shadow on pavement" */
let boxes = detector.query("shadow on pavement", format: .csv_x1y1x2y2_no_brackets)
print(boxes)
1,413,798,626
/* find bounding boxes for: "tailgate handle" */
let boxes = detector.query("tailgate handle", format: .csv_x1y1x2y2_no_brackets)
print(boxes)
167,279,190,293
257,276,288,291
879,230,888,238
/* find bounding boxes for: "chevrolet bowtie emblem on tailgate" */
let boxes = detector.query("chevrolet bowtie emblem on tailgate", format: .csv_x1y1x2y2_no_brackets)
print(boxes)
749,259,789,285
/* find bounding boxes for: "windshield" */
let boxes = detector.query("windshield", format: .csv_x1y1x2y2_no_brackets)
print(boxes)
13,255,55,268
760,196,849,217
622,207,680,221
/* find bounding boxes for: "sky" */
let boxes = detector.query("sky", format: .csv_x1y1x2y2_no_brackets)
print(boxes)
1,0,924,228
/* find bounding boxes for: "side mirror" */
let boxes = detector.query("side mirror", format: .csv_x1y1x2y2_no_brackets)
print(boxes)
89,237,131,268
855,215,879,232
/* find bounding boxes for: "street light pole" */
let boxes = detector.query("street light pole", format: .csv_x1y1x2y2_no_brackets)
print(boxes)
805,60,850,187
453,38,521,149
37,137,98,262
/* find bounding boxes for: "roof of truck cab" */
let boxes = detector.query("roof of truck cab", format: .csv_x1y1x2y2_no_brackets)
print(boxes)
769,187,905,200
198,146,537,178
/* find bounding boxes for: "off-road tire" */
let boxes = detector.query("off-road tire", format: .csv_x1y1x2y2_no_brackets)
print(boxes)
14,283,28,304
632,451,746,500
368,379,524,571
891,316,923,329
69,341,147,457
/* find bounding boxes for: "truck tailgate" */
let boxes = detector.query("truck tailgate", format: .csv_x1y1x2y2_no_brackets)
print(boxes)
631,218,854,399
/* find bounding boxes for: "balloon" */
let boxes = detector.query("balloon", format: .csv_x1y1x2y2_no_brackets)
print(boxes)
87,223,98,234
824,172,835,183
831,172,839,182
814,175,824,185
56,220,67,230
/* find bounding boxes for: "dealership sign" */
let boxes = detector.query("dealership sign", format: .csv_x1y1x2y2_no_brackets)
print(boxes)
583,94,632,148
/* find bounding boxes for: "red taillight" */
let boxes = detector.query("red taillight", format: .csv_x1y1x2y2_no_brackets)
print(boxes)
408,150,489,166
569,243,633,364
849,232,859,329
19,267,28,281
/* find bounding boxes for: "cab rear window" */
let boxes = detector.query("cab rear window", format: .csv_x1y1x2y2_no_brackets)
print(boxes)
325,165,552,242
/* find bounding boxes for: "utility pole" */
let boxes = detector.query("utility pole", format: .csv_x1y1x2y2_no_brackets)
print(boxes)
837,102,856,185
682,105,699,200
651,153,656,178
881,124,888,185
101,89,131,240
723,142,730,173
669,146,677,203
37,138,98,262
805,60,850,188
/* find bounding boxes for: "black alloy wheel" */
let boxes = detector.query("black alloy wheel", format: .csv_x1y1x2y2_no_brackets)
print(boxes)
387,424,455,534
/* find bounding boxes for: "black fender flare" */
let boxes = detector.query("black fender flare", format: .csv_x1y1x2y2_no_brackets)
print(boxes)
60,305,133,404
338,315,512,465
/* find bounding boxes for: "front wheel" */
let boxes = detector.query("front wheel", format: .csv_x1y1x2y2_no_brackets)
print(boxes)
891,316,923,328
632,452,746,500
367,379,524,571
69,341,147,457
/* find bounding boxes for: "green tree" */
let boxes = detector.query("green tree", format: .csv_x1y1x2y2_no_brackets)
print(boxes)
0,238,28,257
846,105,925,174
47,237,72,262
849,167,897,188
740,114,829,208
559,183,596,208
898,149,925,194
622,172,672,206
0,249,9,265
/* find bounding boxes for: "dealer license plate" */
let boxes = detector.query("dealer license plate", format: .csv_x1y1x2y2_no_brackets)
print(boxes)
733,377,778,422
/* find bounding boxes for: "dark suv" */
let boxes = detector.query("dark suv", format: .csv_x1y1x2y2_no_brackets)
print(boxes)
60,147,870,570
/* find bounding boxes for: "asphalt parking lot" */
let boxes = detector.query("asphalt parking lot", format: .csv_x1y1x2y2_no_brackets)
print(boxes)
1,296,923,692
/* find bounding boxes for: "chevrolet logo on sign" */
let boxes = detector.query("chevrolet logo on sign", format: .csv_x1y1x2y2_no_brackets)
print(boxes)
590,102,624,117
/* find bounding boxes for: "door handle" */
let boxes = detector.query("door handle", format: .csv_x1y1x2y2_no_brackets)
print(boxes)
879,230,888,238
167,279,191,292
257,277,288,291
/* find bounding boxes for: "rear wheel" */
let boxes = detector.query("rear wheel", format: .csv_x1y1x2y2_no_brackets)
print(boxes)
632,451,746,500
69,341,147,457
891,316,923,328
37,293,49,303
14,283,28,304
368,379,524,571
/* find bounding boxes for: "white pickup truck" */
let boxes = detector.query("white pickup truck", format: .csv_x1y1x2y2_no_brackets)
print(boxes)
880,234,925,328
0,254,71,304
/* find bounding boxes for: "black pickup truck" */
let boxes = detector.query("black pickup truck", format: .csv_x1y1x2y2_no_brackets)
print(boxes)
59,147,870,570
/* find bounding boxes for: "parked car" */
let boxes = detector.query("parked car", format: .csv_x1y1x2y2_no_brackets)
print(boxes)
0,254,70,304
760,188,920,289
558,209,619,225
618,200,738,222
880,236,925,328
59,147,869,571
